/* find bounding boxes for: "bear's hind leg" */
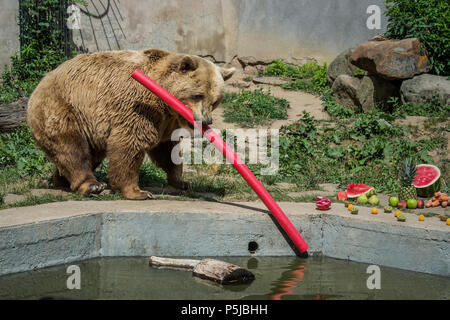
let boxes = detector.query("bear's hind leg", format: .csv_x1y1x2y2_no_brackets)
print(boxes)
45,135,106,196
148,140,190,190
53,169,70,189
107,146,153,200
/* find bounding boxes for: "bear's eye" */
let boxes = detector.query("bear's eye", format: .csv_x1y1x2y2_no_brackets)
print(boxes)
192,94,204,101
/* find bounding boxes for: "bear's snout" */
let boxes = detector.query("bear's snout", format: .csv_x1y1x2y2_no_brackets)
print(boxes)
202,118,213,126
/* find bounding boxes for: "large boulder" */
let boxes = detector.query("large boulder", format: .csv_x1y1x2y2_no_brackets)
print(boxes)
331,75,362,107
356,76,400,112
349,38,430,81
401,74,450,106
238,56,273,67
327,47,360,85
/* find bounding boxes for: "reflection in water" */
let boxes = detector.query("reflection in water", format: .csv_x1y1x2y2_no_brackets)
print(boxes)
268,260,306,300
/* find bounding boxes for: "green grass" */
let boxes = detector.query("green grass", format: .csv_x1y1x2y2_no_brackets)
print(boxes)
221,89,289,127
262,60,329,95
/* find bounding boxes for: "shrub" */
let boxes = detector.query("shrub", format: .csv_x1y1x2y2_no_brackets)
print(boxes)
385,0,450,75
0,126,52,176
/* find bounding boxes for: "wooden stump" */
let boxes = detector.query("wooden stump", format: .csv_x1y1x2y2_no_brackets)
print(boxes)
193,258,255,285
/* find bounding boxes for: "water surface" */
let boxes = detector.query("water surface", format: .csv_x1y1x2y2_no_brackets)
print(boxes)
0,256,448,300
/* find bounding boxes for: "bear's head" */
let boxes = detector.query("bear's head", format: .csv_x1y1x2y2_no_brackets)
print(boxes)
145,49,235,126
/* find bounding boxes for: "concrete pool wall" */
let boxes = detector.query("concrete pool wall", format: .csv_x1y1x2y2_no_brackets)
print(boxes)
0,200,448,276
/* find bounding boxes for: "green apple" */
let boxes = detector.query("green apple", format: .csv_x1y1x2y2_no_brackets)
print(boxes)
407,199,418,209
389,196,399,207
368,195,380,205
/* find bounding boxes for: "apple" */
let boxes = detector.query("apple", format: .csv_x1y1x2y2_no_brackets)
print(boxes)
398,200,407,209
337,191,348,201
407,199,418,209
417,200,424,209
389,196,399,207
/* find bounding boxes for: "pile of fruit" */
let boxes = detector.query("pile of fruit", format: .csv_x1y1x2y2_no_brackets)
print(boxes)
425,192,448,208
338,184,380,205
334,159,448,224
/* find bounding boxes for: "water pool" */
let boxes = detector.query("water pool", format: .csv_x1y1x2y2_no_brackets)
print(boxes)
0,256,448,300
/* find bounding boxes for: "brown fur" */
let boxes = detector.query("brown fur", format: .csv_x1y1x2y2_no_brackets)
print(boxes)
27,48,234,199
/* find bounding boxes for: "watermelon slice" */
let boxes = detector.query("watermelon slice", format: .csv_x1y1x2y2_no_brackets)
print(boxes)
346,184,375,199
413,164,441,198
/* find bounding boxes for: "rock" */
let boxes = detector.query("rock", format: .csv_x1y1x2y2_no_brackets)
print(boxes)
331,75,362,107
356,76,399,112
100,189,113,196
230,80,251,89
282,57,318,68
252,77,292,86
244,65,259,76
400,74,450,106
227,56,244,71
2,194,27,205
350,38,430,80
29,189,72,197
327,47,361,86
238,56,273,67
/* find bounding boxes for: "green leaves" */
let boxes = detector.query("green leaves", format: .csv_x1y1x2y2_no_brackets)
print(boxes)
385,0,450,75
0,126,52,177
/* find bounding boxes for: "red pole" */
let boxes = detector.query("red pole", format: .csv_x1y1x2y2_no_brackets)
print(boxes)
131,69,309,254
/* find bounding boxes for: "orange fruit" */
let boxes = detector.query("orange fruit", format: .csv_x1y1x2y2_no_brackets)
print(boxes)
447,218,450,226
348,204,354,211
419,214,425,221
394,210,402,217
371,207,378,214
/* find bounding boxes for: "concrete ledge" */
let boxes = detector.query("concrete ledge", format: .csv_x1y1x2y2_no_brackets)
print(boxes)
0,200,448,276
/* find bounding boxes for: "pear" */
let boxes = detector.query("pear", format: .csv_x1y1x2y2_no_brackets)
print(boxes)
368,195,380,205
357,194,368,204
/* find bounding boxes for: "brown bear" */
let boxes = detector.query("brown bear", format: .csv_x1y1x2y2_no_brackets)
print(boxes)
27,49,235,200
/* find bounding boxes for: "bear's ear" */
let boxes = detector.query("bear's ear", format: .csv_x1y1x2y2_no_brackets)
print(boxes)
220,67,236,81
142,49,170,62
178,55,198,73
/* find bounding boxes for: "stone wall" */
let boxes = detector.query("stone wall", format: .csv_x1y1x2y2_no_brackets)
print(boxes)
0,0,387,67
0,0,20,70
73,0,387,63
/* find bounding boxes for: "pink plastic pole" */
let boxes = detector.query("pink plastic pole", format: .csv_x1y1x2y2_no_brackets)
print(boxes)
131,69,309,254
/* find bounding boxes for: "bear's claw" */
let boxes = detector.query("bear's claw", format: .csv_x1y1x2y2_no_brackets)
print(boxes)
87,182,107,195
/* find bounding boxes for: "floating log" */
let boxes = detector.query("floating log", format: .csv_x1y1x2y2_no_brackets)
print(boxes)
0,97,28,132
149,256,255,285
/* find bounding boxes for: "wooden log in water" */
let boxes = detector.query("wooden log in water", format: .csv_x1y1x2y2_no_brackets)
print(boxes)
149,256,255,285
149,256,200,269
193,258,255,284
0,98,28,132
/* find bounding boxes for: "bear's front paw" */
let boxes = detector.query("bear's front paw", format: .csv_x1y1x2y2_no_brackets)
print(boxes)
78,181,107,196
87,182,107,195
